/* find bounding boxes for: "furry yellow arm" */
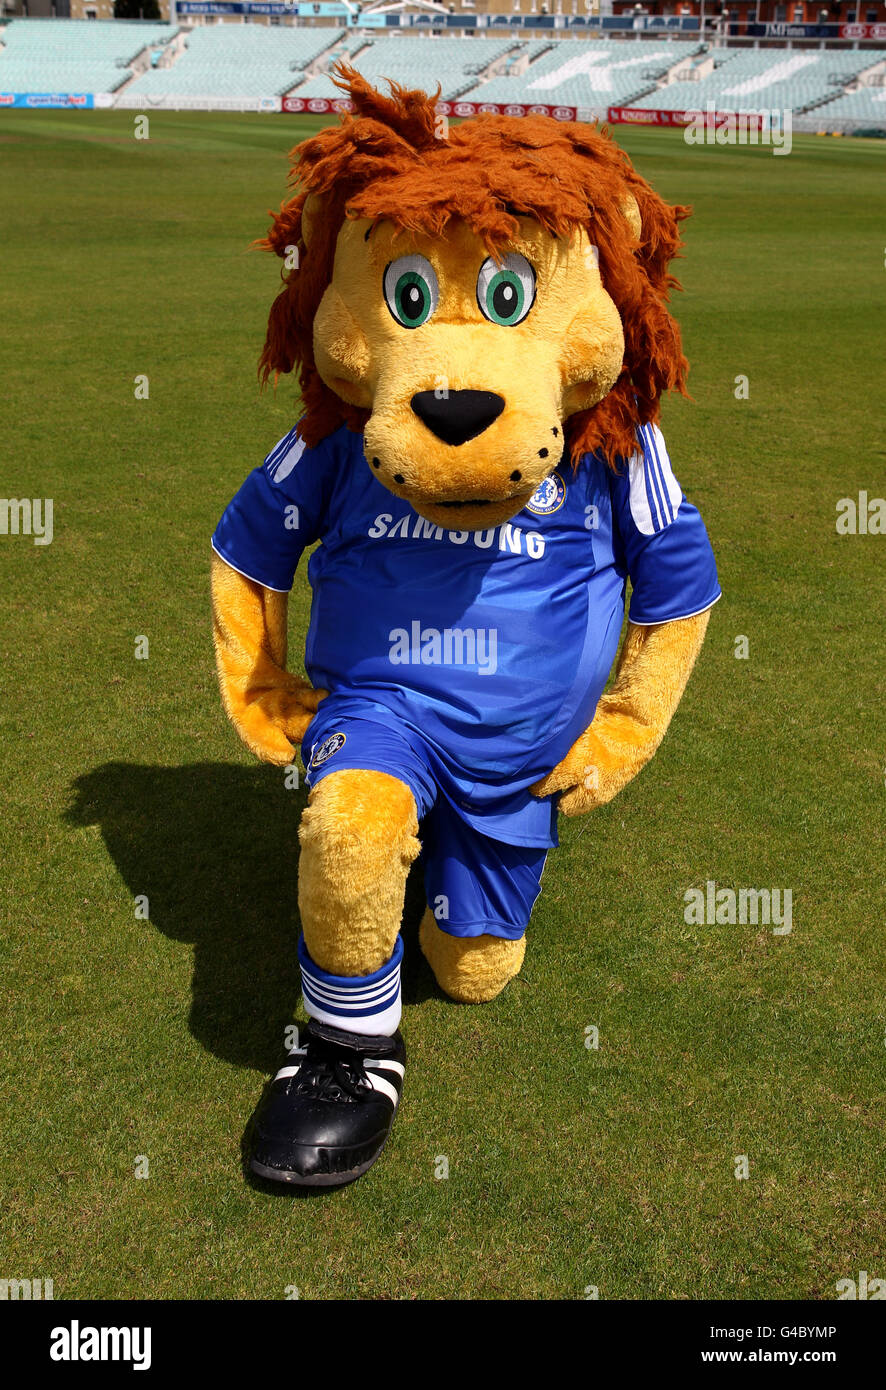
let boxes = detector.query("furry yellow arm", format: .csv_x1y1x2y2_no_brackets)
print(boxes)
211,551,326,766
531,609,710,816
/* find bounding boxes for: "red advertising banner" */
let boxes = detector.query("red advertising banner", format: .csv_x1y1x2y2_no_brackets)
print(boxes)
607,105,673,125
436,99,578,121
282,96,353,114
282,95,578,121
839,22,886,38
607,105,765,129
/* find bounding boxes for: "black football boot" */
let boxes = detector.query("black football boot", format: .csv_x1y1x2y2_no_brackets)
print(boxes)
248,1018,406,1188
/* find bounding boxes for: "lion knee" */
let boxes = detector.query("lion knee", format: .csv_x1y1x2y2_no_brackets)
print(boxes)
300,769,419,873
298,769,420,976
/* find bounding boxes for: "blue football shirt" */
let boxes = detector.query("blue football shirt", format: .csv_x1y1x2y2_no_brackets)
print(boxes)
212,421,720,848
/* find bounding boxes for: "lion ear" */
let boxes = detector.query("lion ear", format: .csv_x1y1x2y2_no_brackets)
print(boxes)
301,193,323,249
620,192,642,243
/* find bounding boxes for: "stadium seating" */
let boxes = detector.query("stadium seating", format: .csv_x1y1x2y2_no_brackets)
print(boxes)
0,18,175,94
291,36,520,103
0,18,883,130
628,48,878,115
466,38,702,109
124,24,342,101
811,83,886,125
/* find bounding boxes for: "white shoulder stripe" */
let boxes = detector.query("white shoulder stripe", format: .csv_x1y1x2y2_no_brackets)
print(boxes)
645,424,681,524
628,425,683,536
628,452,655,536
265,428,306,484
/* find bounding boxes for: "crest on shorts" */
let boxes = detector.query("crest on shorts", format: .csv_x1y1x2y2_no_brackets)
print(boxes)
309,732,347,768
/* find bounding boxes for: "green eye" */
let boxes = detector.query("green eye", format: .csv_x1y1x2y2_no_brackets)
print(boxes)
477,254,535,327
383,255,439,329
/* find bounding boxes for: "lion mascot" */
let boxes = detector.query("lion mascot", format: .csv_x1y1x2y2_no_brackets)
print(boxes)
210,67,720,1187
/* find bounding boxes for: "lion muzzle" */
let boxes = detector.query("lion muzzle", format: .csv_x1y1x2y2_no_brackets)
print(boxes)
410,390,505,447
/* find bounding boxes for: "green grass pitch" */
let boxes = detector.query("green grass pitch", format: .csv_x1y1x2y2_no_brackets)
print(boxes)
0,109,884,1300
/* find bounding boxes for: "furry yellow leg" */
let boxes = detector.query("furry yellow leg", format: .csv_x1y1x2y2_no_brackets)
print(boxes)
419,908,525,1003
297,768,420,978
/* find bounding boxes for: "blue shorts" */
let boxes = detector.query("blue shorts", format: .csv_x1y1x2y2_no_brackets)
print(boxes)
302,708,548,942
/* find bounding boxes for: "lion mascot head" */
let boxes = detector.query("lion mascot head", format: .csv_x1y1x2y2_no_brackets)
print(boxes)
259,65,689,532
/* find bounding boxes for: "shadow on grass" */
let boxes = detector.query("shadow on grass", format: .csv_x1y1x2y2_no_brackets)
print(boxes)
65,761,435,1077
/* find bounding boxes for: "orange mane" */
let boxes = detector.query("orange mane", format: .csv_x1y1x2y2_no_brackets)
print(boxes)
259,64,690,470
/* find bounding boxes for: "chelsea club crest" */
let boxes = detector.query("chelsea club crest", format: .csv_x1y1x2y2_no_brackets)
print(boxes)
525,471,566,517
310,732,347,768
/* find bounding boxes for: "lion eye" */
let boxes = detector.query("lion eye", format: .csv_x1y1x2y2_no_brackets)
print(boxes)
476,254,535,327
383,255,439,329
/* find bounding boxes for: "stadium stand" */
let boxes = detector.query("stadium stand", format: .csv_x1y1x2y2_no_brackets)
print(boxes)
290,36,521,103
0,19,175,95
123,24,342,101
0,18,883,131
629,48,878,115
465,38,703,110
809,83,886,126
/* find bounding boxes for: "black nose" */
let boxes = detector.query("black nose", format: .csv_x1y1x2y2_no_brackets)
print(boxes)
410,390,505,447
